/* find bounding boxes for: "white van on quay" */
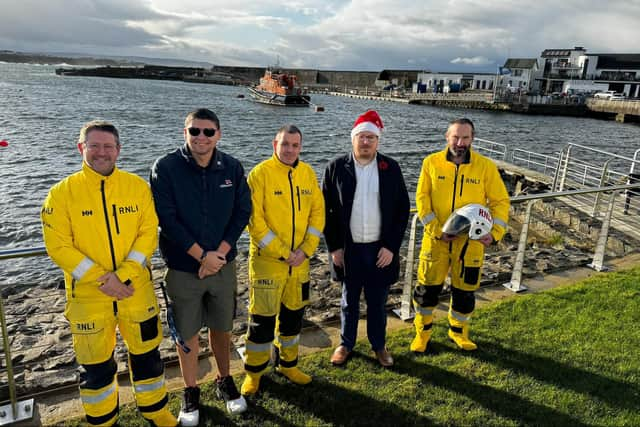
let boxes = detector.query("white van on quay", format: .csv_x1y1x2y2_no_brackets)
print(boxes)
610,93,627,101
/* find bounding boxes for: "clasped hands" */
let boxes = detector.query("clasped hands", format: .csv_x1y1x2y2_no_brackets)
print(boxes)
286,249,307,267
98,271,133,300
330,247,394,269
199,250,227,279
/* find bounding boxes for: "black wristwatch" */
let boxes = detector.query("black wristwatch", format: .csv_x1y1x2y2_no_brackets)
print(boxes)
199,250,208,263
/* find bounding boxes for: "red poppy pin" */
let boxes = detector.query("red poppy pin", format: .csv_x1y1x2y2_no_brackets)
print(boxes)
378,160,389,171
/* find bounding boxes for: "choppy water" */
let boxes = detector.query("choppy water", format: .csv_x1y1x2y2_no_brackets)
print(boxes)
1,62,640,285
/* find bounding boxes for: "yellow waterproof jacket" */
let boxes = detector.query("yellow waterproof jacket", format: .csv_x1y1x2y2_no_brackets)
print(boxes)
41,162,159,301
416,147,510,241
247,155,325,278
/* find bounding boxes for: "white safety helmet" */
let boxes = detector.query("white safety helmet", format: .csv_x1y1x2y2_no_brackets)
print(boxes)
442,204,493,240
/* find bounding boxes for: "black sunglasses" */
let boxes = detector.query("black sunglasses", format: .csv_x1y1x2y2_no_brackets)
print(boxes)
188,127,216,137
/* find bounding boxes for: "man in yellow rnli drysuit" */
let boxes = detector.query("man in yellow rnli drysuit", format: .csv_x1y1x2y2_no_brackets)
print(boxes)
41,121,176,426
242,124,325,395
411,118,510,352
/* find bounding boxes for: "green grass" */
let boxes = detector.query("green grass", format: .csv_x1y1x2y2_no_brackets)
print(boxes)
64,267,640,426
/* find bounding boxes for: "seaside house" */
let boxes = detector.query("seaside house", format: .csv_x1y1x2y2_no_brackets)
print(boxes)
497,58,542,94
581,53,640,98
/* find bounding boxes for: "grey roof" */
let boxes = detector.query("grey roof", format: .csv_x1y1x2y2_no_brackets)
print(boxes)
504,58,538,69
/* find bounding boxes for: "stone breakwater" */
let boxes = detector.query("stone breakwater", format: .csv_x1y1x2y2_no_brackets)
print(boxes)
0,233,595,400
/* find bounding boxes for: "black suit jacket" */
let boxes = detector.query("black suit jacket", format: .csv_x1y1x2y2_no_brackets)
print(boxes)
322,152,410,284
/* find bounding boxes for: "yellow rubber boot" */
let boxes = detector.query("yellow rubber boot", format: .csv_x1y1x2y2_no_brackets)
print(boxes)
410,329,433,353
411,309,434,353
448,309,477,351
448,327,477,350
145,408,178,426
276,366,312,385
241,372,262,396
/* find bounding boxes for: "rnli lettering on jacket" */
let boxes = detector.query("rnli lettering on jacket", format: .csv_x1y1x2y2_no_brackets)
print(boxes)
247,154,325,265
41,162,158,300
416,147,510,241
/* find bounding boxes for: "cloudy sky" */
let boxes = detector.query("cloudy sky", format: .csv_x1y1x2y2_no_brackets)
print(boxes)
1,0,639,71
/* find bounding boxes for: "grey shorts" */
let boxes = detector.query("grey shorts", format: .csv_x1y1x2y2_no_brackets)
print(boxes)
165,260,237,339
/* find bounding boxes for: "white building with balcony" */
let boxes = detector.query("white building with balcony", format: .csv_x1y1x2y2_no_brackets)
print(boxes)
580,54,640,97
539,47,587,93
497,58,542,93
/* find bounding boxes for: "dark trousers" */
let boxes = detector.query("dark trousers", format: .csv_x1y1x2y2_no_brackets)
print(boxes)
340,242,390,352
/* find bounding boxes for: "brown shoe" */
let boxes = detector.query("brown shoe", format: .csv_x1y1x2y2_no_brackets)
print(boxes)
375,348,394,367
330,345,351,366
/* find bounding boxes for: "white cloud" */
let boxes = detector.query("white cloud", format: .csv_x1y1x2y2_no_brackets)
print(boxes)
450,56,494,66
0,0,639,70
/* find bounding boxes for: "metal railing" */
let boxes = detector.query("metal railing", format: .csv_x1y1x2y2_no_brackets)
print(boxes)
473,138,507,161
0,249,44,425
394,182,640,320
474,139,640,220
511,148,559,176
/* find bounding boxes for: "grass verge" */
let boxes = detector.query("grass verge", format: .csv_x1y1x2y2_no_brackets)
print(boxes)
64,267,640,426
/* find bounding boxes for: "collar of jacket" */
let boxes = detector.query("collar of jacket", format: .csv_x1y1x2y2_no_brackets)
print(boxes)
345,151,381,176
271,153,299,171
81,160,119,185
179,144,225,171
443,146,472,164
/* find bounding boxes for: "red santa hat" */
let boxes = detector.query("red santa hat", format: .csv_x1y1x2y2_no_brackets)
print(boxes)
350,110,384,139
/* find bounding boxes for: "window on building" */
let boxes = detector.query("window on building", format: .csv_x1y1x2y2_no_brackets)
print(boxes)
514,69,523,77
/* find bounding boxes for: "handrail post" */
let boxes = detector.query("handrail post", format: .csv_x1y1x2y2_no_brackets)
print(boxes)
394,214,419,321
592,158,613,216
0,296,16,419
503,200,535,292
588,190,619,272
0,295,35,425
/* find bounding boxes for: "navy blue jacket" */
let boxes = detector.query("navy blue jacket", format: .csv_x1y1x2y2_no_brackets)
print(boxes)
322,152,410,284
150,145,251,273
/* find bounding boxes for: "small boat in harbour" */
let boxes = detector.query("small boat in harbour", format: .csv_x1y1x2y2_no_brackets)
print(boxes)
248,68,311,107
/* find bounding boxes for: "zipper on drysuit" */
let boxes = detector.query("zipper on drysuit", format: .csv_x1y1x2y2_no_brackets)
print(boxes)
296,186,301,211
111,204,120,234
288,170,296,275
449,165,461,255
450,166,470,275
100,180,120,314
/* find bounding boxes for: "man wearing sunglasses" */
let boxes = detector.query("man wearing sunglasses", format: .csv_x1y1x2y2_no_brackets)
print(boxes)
150,108,251,423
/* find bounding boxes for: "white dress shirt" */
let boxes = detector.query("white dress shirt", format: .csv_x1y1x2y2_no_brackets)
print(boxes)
350,153,381,243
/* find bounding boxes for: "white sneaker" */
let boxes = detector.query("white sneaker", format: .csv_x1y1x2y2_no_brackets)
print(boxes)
216,375,248,415
178,386,200,426
178,408,199,426
226,395,248,415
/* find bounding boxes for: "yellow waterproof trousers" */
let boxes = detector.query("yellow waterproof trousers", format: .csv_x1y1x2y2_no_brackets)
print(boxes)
65,283,171,426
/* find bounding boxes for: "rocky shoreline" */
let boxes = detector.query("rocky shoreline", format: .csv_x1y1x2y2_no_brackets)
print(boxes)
1,231,596,400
